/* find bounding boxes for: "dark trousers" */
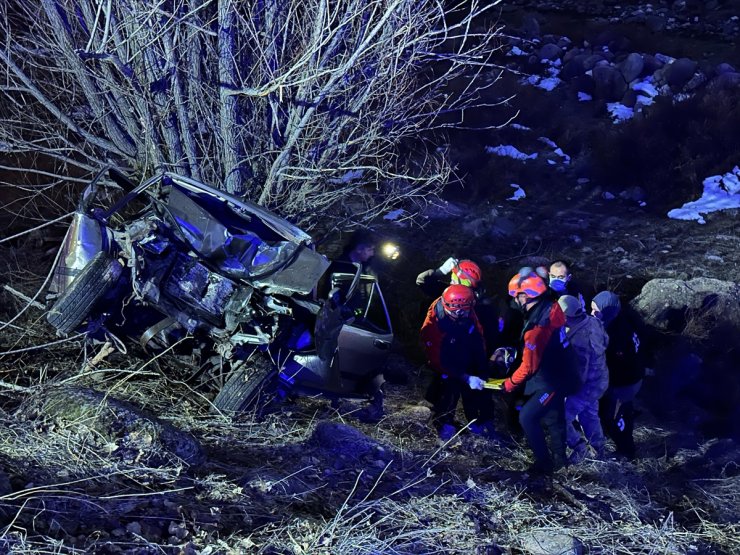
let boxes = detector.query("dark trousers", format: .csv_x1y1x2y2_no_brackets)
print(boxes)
519,389,566,472
600,397,636,458
599,381,641,459
428,375,494,428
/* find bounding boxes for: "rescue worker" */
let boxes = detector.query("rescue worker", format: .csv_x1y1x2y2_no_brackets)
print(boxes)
417,258,522,355
593,291,645,460
546,259,587,307
499,270,581,474
558,295,610,464
420,284,493,441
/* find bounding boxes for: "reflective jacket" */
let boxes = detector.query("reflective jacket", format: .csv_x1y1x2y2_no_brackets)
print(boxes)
504,300,571,394
420,298,487,383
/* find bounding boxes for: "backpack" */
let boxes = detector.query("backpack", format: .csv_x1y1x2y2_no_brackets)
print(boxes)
539,326,583,396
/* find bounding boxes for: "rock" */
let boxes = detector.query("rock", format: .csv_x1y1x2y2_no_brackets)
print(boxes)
641,54,666,76
619,186,647,202
715,62,737,75
538,43,563,61
592,65,628,101
664,57,698,89
645,15,668,32
631,278,740,335
571,74,596,95
708,71,740,91
519,530,582,555
621,88,638,108
618,53,645,82
310,421,392,461
583,53,607,71
562,55,588,79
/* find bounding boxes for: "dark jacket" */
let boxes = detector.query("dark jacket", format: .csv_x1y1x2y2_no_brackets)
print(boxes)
564,314,609,400
420,298,488,383
604,310,645,388
504,299,577,395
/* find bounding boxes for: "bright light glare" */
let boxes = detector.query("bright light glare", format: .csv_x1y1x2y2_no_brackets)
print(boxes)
381,242,400,260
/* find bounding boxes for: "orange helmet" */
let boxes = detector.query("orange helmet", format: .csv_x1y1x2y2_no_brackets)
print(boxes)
442,284,476,316
508,271,547,299
451,260,482,288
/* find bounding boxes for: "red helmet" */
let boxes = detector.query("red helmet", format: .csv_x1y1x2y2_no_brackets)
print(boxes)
442,284,476,315
451,260,482,288
508,271,547,299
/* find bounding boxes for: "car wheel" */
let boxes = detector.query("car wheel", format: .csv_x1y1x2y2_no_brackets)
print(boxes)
46,251,123,335
211,356,277,415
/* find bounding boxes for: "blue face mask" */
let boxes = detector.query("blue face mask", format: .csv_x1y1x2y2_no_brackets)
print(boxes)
549,277,568,293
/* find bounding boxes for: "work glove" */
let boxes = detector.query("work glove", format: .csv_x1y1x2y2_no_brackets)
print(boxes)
466,375,485,390
438,257,458,275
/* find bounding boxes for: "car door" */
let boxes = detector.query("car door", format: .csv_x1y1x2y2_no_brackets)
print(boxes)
330,273,393,392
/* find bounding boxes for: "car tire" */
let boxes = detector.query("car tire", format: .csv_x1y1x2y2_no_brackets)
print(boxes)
47,251,123,335
211,356,277,415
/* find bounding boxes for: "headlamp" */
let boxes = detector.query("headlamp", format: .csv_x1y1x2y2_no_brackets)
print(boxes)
381,242,400,260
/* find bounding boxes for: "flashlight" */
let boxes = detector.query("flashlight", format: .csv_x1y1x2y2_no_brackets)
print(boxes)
381,242,400,260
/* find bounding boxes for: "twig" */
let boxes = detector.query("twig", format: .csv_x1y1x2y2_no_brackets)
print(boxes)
2,285,45,310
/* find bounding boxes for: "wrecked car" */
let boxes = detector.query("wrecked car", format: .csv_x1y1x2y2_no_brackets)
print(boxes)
46,168,393,413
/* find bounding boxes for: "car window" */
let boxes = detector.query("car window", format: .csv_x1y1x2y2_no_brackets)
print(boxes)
331,274,391,335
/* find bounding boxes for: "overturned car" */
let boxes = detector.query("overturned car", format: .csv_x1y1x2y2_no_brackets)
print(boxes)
47,168,393,413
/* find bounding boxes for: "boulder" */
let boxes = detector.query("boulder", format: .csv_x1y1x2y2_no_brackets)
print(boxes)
618,53,645,83
592,65,628,101
538,43,563,61
664,57,698,89
708,72,740,91
631,278,740,335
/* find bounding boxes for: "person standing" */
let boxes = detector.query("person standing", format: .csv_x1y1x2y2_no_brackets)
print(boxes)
417,257,522,357
420,285,493,440
593,291,645,460
558,295,610,464
500,270,580,474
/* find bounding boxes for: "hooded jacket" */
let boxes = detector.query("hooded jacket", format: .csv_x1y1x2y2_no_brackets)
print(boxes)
592,291,645,387
564,313,609,399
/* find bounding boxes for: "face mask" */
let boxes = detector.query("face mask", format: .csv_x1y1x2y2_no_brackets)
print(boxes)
549,277,568,293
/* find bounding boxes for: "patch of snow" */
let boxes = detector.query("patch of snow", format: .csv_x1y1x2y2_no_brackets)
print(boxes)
607,102,634,123
485,145,538,160
667,166,740,224
603,192,616,200
578,91,592,101
508,184,526,201
522,74,561,91
510,123,531,131
538,137,557,149
508,46,526,56
383,209,406,221
330,169,364,183
537,77,561,91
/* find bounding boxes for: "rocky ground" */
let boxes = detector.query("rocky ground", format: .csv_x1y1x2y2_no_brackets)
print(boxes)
1,1,739,554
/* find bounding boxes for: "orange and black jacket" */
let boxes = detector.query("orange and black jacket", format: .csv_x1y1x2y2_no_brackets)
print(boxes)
503,300,567,394
420,298,487,383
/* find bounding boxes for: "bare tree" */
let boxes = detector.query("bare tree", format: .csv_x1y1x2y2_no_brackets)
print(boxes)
1,0,506,229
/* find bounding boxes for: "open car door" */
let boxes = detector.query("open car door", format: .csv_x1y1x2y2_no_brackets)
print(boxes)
330,273,393,393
